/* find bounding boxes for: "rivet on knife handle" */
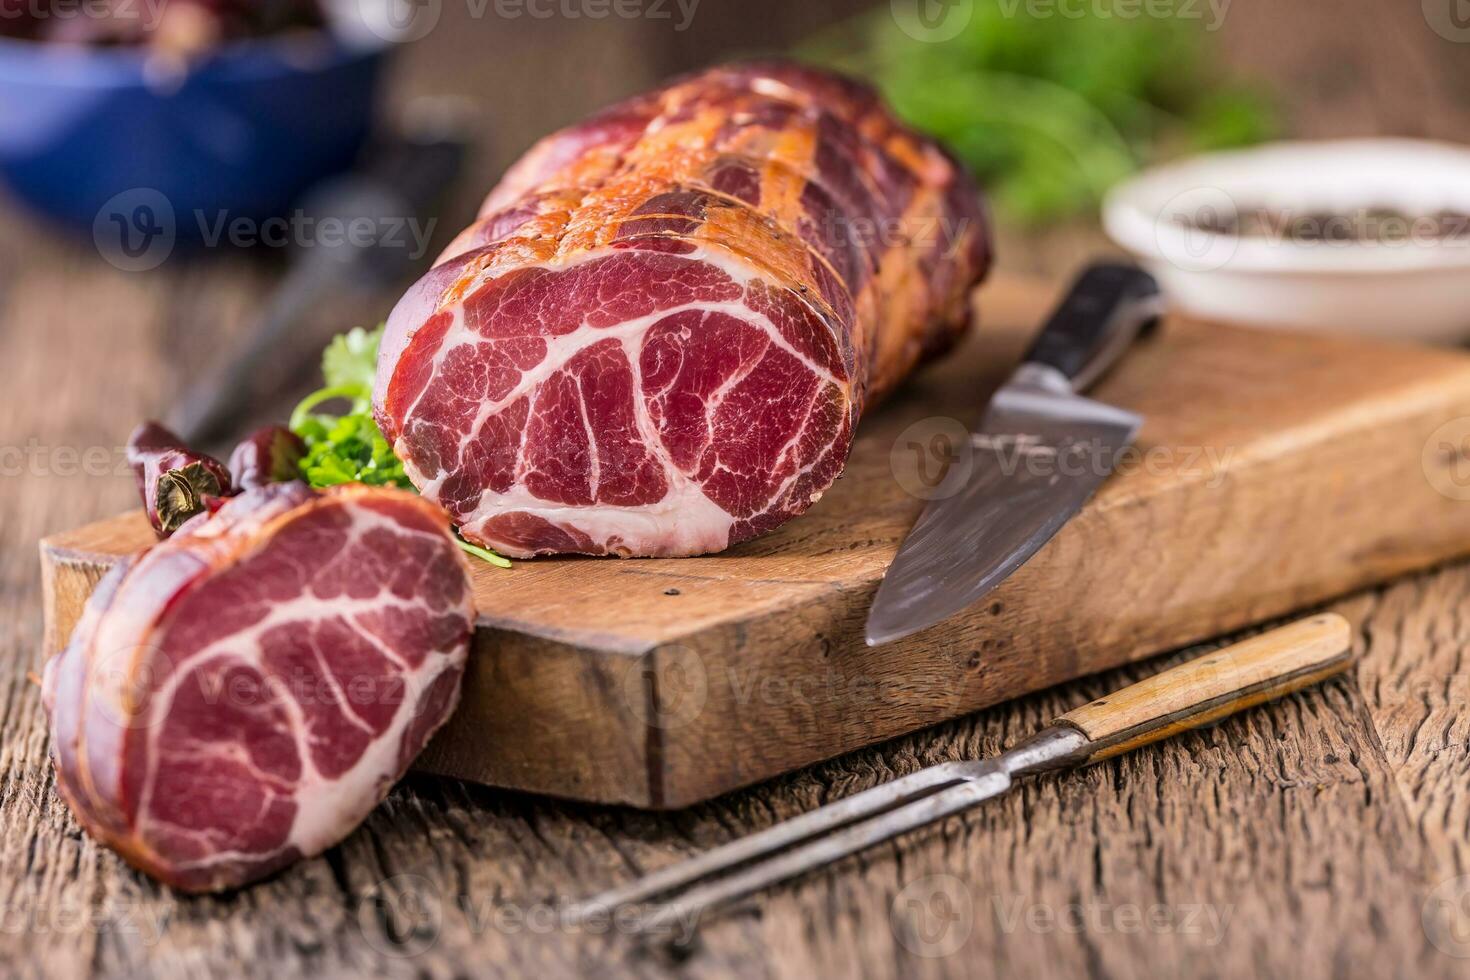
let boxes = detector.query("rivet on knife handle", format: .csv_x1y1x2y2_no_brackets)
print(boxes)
1054,613,1355,764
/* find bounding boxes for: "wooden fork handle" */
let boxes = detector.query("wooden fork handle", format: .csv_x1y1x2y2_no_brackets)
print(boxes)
1055,614,1355,764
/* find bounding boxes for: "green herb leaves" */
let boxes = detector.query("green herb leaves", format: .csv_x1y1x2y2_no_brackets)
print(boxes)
289,326,410,490
290,325,511,568
802,0,1274,224
320,326,381,393
292,410,410,490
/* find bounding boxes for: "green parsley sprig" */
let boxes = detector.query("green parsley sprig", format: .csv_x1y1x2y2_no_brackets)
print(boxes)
800,0,1274,224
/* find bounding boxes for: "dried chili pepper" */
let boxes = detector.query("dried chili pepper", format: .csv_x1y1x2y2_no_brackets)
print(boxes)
126,422,234,536
228,425,307,491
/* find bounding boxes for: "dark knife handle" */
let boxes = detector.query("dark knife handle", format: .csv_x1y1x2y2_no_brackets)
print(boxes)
1023,263,1161,391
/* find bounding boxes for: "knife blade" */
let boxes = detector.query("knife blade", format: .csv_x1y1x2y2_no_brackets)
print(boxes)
866,264,1162,647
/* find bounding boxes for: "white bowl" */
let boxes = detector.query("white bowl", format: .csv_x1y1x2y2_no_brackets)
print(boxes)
1102,139,1470,344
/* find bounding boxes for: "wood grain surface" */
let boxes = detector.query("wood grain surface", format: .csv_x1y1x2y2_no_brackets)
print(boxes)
37,273,1470,809
4,1,1470,976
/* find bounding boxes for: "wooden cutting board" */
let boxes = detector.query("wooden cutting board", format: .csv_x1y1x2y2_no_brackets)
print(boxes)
39,274,1470,809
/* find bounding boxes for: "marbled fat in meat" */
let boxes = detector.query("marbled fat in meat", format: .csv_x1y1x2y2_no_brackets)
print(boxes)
375,62,991,557
42,483,474,892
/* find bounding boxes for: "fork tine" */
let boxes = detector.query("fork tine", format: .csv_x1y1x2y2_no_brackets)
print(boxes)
603,767,1012,932
566,760,979,921
565,614,1356,933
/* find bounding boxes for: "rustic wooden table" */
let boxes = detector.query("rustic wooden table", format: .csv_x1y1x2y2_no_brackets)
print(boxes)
4,1,1470,977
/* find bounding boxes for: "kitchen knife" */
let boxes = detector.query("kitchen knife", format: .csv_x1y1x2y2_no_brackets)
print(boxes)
866,263,1163,647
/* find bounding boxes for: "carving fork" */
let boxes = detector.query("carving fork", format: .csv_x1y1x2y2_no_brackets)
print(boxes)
566,614,1354,931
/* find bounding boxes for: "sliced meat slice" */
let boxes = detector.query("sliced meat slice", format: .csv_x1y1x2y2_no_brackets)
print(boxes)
42,482,474,892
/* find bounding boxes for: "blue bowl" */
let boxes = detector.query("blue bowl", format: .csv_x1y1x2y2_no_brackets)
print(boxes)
0,34,387,234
